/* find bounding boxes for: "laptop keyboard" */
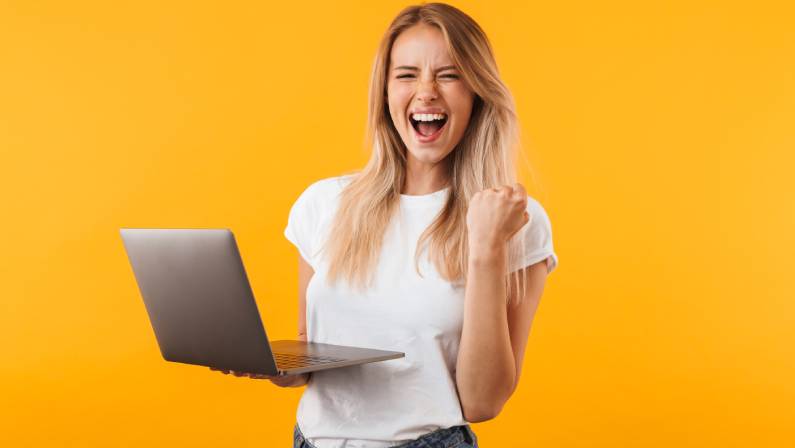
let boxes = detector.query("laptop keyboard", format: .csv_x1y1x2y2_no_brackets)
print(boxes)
273,352,346,369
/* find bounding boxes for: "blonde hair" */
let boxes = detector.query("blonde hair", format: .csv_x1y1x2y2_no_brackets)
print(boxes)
322,2,529,305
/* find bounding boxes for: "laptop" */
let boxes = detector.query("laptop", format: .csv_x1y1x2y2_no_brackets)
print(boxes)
120,228,404,376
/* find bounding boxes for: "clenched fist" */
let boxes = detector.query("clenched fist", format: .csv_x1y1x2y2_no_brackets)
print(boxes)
466,183,530,255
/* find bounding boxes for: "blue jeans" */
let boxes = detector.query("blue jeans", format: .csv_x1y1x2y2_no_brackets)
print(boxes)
293,422,478,448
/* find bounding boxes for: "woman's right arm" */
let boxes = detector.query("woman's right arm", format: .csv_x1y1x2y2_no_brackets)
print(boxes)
283,254,315,387
264,253,314,387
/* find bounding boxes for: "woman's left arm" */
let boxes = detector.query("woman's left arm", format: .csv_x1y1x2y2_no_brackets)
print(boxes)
456,251,548,422
455,185,549,423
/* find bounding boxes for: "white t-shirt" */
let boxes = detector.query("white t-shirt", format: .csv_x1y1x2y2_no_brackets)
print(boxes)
283,175,558,448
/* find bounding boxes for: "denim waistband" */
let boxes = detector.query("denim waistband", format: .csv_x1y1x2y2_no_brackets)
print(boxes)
293,422,478,448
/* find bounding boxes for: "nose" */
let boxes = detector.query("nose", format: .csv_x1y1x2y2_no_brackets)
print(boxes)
415,77,438,103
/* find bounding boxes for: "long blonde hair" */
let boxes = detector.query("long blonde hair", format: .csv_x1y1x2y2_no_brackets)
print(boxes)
322,2,529,305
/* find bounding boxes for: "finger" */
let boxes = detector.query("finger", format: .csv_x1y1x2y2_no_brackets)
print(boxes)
511,183,526,201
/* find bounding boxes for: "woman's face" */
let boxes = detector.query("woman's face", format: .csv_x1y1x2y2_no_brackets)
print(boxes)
386,24,475,167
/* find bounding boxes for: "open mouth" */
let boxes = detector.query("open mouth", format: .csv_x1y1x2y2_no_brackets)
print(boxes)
409,113,448,139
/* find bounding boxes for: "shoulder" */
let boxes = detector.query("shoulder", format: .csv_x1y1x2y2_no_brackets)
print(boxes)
524,195,553,227
304,174,354,196
511,195,554,244
515,194,557,273
299,174,356,202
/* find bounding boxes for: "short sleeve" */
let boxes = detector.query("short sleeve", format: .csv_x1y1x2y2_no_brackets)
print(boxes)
283,182,322,269
508,197,558,274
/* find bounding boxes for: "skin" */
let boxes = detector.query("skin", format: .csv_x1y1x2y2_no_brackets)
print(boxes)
386,23,474,196
211,23,550,423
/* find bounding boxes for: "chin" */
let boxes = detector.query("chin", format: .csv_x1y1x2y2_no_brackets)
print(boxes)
407,147,449,164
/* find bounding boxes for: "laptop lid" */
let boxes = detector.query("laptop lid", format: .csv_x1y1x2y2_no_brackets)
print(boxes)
120,228,279,375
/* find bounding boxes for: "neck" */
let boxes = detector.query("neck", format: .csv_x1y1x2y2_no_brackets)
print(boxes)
402,157,450,195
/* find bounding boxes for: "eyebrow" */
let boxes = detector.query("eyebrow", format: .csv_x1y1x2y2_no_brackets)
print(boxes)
392,65,458,72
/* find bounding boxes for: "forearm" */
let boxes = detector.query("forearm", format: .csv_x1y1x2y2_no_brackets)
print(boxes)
455,244,516,420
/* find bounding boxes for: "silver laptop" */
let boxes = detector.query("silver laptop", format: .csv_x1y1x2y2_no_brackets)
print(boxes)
120,228,404,376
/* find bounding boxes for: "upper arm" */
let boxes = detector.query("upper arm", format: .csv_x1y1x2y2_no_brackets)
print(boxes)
297,254,314,342
506,259,549,393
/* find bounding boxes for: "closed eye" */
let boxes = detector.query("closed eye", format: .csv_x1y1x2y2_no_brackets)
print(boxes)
395,74,459,79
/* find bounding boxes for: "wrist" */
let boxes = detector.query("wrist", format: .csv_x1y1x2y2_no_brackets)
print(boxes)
468,242,507,267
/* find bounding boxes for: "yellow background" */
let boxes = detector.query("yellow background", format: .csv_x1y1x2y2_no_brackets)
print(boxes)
1,0,793,446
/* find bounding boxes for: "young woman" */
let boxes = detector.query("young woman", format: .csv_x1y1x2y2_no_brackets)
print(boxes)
213,3,557,447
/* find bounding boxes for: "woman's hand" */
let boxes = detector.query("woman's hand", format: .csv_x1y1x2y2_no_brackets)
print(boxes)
466,183,530,255
209,367,310,388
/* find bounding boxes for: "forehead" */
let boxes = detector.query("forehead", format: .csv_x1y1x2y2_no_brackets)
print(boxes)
389,24,453,67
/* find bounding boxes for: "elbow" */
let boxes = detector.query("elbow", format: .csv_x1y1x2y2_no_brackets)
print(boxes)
462,401,504,423
457,371,515,423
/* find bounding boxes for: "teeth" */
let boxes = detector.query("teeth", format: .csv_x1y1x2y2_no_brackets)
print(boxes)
411,113,447,122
